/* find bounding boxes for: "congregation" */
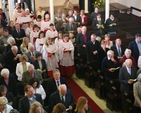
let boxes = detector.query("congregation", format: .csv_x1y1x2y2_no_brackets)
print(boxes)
0,0,141,113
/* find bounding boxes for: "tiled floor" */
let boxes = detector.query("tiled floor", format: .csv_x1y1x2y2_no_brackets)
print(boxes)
71,75,121,113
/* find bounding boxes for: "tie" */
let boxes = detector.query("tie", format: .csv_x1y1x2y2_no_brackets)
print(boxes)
57,80,60,86
128,68,131,75
118,46,121,57
31,52,34,56
70,24,73,30
62,96,65,103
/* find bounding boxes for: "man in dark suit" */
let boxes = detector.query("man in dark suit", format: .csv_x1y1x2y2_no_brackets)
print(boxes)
46,69,68,99
76,26,90,55
128,33,141,63
0,68,17,97
49,84,74,112
11,23,26,47
86,34,100,62
92,13,104,36
19,85,43,113
33,52,48,79
111,38,126,58
26,44,39,64
73,10,80,26
119,59,137,92
91,7,99,20
64,17,77,34
119,59,137,113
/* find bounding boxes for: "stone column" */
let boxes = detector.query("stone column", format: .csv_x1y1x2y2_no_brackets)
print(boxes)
49,0,54,23
8,0,14,21
85,0,88,13
105,0,110,21
0,0,2,8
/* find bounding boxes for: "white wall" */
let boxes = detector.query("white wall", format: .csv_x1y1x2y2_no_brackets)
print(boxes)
115,0,141,16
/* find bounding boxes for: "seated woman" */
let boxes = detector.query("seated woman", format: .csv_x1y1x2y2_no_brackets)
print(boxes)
74,96,92,113
120,48,137,68
80,10,88,26
133,73,141,112
104,34,113,49
29,78,46,100
33,52,48,79
16,54,30,82
0,85,14,106
29,101,47,113
52,103,66,113
5,37,16,54
20,37,30,54
0,68,17,97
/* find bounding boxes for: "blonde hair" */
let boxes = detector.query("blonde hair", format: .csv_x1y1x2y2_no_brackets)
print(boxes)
21,37,29,47
20,54,28,62
29,101,44,113
75,96,88,112
0,97,8,105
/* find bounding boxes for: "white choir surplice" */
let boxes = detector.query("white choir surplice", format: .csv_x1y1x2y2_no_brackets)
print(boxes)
45,30,58,38
41,20,53,31
33,19,42,28
16,16,32,30
25,27,33,38
13,11,22,21
30,30,40,44
35,37,46,52
59,40,74,66
42,44,58,71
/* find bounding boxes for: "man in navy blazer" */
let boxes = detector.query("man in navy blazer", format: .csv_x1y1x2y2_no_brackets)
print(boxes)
86,34,100,62
76,26,90,55
128,33,141,63
19,85,43,113
11,23,26,47
111,38,126,58
49,84,74,112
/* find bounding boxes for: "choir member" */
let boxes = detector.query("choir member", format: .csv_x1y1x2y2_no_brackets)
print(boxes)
42,38,58,77
59,34,74,77
41,14,53,33
33,15,42,28
35,31,46,52
25,21,34,38
30,24,40,45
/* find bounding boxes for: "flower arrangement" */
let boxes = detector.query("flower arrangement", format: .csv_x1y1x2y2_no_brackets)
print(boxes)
93,0,105,8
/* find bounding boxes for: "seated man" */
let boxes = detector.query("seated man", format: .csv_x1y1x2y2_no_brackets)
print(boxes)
22,64,43,86
49,84,74,112
19,85,43,113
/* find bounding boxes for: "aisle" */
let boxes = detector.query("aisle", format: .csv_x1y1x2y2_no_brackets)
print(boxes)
66,75,104,113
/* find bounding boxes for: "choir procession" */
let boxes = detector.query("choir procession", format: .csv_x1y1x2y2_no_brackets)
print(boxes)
0,0,141,113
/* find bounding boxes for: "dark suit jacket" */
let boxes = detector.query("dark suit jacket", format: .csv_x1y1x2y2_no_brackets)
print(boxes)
55,19,68,32
26,50,39,64
73,15,80,23
33,59,48,78
102,56,120,79
49,89,75,111
11,29,26,47
19,94,43,113
8,26,15,35
0,75,17,96
0,19,7,28
111,45,126,57
119,66,137,92
86,40,100,62
92,18,104,36
5,50,22,73
46,78,68,98
128,40,139,62
76,33,90,54
64,23,77,34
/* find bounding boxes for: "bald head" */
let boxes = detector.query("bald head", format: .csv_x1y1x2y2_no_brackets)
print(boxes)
11,46,18,54
125,59,132,68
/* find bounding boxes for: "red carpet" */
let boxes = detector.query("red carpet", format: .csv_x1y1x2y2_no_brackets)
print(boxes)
66,78,104,113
